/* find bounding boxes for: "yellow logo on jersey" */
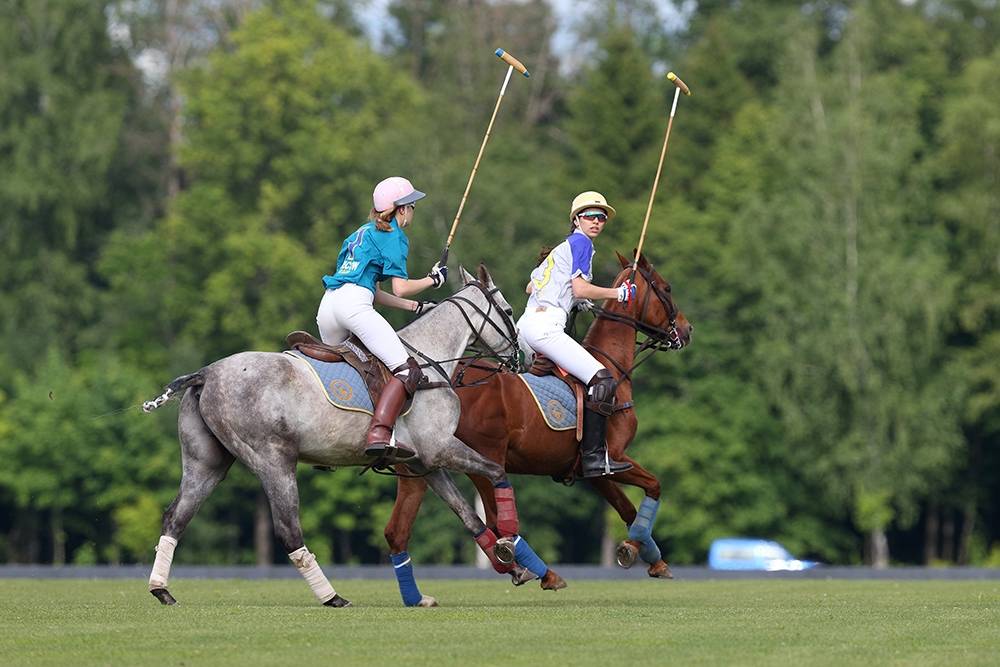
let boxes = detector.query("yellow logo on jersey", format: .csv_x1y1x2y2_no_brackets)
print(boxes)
531,254,555,291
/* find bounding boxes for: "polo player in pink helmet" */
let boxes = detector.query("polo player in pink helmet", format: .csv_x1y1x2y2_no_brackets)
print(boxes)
316,176,447,463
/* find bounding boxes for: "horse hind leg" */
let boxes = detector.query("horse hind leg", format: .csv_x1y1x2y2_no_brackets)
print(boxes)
384,468,437,607
150,390,235,605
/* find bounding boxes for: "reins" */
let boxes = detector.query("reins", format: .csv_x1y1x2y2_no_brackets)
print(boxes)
401,280,520,391
582,264,685,385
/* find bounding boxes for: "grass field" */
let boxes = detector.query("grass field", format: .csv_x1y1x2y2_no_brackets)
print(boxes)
1,578,998,666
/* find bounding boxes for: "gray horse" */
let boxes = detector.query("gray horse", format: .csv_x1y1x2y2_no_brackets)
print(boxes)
142,265,558,607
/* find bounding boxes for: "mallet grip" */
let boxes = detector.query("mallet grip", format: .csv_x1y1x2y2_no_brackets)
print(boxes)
667,71,691,96
495,48,530,78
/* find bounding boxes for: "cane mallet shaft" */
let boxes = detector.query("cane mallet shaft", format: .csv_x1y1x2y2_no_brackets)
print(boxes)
632,72,692,274
439,49,531,265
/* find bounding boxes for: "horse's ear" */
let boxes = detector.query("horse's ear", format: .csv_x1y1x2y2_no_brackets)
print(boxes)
616,251,630,268
477,263,495,287
635,250,651,269
459,265,477,285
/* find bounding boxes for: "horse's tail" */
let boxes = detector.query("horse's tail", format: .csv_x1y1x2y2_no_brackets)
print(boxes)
142,370,207,413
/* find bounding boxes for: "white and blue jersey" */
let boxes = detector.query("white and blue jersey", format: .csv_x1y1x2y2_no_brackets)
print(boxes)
525,230,595,314
322,219,409,293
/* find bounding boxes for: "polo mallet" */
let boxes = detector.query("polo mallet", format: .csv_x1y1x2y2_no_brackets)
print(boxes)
632,71,692,276
438,48,530,266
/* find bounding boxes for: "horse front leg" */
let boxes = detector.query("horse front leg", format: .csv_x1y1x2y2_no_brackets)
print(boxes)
383,467,437,607
249,448,350,607
587,460,672,579
429,438,566,591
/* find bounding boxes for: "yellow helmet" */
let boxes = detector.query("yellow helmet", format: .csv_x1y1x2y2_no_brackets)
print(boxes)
569,191,616,221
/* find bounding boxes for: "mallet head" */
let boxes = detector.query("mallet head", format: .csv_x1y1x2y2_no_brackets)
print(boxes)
495,48,530,77
667,71,691,96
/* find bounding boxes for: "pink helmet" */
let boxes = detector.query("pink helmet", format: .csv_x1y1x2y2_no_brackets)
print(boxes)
372,176,426,213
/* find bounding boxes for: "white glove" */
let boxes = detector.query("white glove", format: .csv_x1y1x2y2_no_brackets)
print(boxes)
427,262,448,288
617,279,637,304
413,300,437,316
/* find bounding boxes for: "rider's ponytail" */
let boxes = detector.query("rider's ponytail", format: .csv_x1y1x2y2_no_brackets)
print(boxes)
370,207,397,232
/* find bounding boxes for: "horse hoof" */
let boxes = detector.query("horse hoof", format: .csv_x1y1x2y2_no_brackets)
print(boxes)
494,537,515,565
417,595,438,607
510,565,538,586
616,540,640,569
540,570,567,591
648,560,674,579
150,588,177,605
323,594,352,607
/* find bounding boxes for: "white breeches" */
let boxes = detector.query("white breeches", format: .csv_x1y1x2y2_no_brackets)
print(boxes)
517,308,604,384
316,283,409,370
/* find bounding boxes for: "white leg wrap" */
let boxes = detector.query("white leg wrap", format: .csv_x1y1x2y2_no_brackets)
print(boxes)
288,546,336,603
148,535,178,591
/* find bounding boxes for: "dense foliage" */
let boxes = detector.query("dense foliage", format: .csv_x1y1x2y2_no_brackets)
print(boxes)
1,0,997,567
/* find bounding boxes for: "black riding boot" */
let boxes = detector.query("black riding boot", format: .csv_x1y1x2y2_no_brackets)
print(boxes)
580,407,633,477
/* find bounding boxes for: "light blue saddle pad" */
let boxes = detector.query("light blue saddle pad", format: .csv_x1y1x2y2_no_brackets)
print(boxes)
283,349,375,415
517,373,577,431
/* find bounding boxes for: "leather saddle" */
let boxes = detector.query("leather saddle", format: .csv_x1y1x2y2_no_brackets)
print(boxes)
285,331,407,412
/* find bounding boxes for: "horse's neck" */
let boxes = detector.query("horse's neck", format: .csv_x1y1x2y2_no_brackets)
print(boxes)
581,302,637,395
397,302,476,381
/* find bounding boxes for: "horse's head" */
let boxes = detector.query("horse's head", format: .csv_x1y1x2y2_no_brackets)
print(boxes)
607,251,692,350
452,264,520,370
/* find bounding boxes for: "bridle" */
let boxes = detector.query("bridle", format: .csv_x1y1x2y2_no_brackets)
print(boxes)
585,263,686,384
402,279,521,389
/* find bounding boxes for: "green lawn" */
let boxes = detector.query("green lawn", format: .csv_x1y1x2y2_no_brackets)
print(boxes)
1,579,997,666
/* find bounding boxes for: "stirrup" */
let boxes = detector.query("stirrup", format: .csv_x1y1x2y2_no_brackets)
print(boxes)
581,450,632,478
363,442,417,465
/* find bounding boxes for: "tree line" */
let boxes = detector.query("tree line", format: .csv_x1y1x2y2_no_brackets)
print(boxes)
1,0,997,568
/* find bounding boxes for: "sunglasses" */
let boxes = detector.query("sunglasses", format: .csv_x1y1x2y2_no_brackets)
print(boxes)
580,213,607,222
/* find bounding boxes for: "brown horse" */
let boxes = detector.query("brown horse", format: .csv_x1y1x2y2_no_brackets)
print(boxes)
384,252,692,585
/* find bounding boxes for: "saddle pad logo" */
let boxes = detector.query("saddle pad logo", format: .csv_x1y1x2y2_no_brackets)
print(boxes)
517,373,577,431
283,350,374,414
329,379,353,401
547,399,566,423
284,350,412,417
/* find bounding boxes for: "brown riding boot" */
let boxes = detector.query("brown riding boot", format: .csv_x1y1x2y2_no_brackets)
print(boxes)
364,359,422,462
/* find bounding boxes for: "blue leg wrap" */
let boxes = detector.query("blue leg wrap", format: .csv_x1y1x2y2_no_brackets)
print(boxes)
391,551,423,607
627,497,660,542
628,497,662,564
513,535,548,578
494,480,511,489
639,539,662,564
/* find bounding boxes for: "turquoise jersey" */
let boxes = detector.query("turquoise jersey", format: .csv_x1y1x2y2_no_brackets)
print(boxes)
322,219,409,294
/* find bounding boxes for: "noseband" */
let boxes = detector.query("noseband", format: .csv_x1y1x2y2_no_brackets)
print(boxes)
592,264,685,352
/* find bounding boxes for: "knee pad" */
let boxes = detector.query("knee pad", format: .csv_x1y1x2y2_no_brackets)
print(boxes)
586,368,616,416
